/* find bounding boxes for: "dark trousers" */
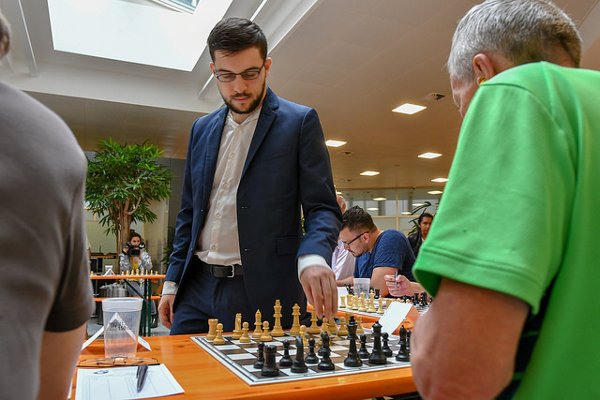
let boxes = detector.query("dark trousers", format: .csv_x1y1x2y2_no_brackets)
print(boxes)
170,257,256,335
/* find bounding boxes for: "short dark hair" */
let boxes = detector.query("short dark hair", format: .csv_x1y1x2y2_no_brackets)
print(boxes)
342,206,376,232
418,212,434,225
207,17,267,62
128,232,142,242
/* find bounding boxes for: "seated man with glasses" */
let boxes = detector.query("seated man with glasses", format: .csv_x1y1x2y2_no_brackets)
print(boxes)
336,206,416,297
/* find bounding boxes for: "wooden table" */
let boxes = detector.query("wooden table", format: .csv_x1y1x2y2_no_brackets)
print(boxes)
90,274,165,336
75,335,417,399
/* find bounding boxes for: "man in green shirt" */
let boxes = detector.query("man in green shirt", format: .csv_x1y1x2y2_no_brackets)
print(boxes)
411,1,600,399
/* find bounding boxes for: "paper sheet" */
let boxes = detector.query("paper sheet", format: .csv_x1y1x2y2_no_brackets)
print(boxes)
75,364,183,400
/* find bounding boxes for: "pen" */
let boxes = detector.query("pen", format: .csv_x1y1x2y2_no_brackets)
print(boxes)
136,364,148,392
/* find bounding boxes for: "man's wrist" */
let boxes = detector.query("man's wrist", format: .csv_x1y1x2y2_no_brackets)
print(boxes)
161,281,178,295
297,254,329,279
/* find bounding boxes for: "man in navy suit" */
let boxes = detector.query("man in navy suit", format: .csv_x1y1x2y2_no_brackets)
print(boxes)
158,17,341,334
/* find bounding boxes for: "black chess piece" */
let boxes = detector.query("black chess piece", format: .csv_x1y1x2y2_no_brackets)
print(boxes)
305,338,319,364
396,325,410,362
382,332,393,357
279,340,293,367
412,293,419,306
420,292,428,307
253,342,265,369
318,331,327,356
290,336,308,373
358,334,370,359
261,344,280,377
317,332,335,371
406,330,412,353
368,322,387,365
343,317,362,367
346,284,354,296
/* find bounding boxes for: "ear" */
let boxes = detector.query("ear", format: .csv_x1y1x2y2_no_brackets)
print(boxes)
209,62,216,75
264,57,273,76
472,53,496,85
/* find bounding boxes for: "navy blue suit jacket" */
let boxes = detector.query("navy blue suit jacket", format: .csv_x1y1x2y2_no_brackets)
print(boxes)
167,88,341,322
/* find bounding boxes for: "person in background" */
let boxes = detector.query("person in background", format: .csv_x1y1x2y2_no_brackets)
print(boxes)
0,10,93,400
407,212,433,258
119,231,158,327
337,206,415,297
410,1,600,398
332,195,355,280
158,17,340,334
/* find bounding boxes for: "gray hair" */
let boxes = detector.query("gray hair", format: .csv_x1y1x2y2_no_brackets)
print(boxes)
448,0,582,81
0,9,9,59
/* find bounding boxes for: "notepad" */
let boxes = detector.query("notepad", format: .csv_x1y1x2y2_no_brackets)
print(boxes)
75,364,184,400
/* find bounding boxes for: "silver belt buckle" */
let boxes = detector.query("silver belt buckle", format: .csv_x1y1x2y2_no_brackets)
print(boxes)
226,265,235,278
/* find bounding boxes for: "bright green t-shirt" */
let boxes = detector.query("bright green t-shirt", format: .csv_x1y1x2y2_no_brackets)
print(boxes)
414,62,600,399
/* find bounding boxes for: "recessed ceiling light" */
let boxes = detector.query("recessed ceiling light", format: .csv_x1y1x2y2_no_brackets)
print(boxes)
336,191,342,195
367,207,379,211
373,197,386,201
418,152,442,159
392,103,427,115
428,190,443,195
360,171,380,176
326,140,347,147
412,203,425,207
401,211,411,215
431,177,448,183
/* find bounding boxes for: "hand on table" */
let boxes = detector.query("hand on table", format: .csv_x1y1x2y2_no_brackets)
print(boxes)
384,274,415,297
300,266,338,321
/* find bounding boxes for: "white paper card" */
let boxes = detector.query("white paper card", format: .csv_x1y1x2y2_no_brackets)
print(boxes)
75,364,184,400
378,301,414,335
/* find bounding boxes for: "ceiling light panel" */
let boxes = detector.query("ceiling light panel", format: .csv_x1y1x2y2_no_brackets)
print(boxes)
326,140,347,147
418,152,442,159
392,103,427,115
360,171,380,176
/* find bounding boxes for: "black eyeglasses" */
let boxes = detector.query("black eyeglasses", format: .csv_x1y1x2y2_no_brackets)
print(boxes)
214,64,265,82
342,231,368,246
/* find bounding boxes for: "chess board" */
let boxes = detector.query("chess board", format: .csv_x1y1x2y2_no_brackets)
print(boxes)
191,332,411,386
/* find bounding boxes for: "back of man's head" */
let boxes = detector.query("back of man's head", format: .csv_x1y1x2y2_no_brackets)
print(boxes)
342,205,376,232
448,0,582,82
207,17,267,62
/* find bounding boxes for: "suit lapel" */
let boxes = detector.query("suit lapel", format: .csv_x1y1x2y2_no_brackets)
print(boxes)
201,108,227,204
241,88,279,178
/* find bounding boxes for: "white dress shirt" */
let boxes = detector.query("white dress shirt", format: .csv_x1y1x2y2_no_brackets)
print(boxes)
332,240,356,280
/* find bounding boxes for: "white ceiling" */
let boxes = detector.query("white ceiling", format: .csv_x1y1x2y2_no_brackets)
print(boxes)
1,0,599,198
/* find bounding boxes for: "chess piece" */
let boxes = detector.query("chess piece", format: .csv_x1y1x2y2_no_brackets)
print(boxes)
253,342,265,369
351,294,359,310
377,297,385,315
327,317,338,337
253,310,263,339
317,332,335,371
308,312,320,334
343,316,362,367
337,317,348,337
396,325,410,362
367,291,376,313
289,303,301,336
320,317,329,336
356,315,364,334
231,313,243,340
358,334,370,359
305,338,319,364
382,332,393,357
239,322,251,343
278,340,293,367
213,323,226,345
358,293,367,312
206,318,218,341
290,336,308,373
271,299,285,337
368,322,387,365
340,295,346,308
260,321,272,342
261,344,280,377
299,325,308,347
318,331,327,356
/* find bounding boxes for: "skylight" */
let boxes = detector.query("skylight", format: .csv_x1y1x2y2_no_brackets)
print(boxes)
47,0,232,71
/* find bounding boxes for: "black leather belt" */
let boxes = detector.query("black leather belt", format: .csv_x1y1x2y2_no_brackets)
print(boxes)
201,262,243,278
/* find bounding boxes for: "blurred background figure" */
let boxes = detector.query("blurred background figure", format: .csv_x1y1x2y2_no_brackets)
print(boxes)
408,212,433,258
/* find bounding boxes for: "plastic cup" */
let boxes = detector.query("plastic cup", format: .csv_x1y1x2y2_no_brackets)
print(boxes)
353,278,371,296
102,297,143,359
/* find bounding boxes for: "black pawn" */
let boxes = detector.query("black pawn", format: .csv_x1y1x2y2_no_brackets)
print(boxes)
358,334,370,359
368,322,387,365
279,340,293,367
253,342,265,369
382,332,393,357
343,317,362,367
318,331,327,356
261,344,279,377
317,333,335,371
396,325,410,362
406,330,412,353
290,336,308,373
305,338,319,364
